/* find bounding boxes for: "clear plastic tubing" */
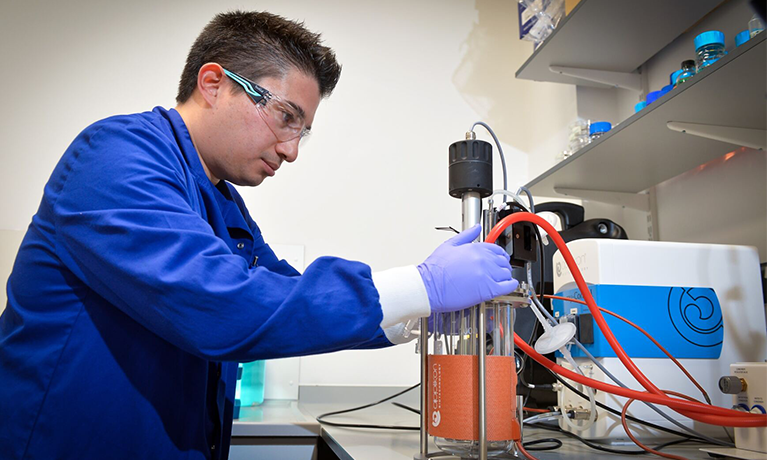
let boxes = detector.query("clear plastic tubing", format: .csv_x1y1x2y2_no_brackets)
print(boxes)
675,60,696,86
589,121,611,141
694,30,725,72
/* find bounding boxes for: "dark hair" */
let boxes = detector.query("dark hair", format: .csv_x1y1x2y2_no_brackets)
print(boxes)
176,11,341,103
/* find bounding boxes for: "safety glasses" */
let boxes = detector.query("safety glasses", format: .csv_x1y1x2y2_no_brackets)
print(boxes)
223,68,311,143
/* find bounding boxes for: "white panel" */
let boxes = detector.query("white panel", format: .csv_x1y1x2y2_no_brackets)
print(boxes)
270,244,305,273
264,358,301,401
263,245,304,400
0,230,25,315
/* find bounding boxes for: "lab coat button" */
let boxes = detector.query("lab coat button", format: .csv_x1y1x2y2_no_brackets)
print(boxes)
237,242,245,250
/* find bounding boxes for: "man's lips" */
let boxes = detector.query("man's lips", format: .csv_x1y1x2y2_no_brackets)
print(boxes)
262,159,279,176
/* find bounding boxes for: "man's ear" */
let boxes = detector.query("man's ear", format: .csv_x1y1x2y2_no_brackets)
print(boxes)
196,63,225,107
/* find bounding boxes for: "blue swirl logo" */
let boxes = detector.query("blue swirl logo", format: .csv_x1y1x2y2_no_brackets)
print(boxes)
667,287,723,348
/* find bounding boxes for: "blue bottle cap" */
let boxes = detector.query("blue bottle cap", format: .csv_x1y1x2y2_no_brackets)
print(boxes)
694,30,725,50
634,101,647,112
735,30,750,47
589,121,612,136
646,90,662,104
670,69,683,85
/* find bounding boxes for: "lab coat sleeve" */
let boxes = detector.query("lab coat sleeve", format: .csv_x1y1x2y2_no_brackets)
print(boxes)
50,119,386,361
372,266,430,329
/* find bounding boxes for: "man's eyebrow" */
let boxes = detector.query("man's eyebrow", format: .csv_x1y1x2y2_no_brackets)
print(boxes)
285,100,306,119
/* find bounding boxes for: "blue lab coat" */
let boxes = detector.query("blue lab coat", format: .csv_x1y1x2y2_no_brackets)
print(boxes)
0,107,392,459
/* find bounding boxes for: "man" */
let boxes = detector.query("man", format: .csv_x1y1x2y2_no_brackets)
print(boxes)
0,11,517,460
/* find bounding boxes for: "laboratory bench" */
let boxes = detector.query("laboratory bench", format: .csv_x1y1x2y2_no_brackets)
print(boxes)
230,392,727,460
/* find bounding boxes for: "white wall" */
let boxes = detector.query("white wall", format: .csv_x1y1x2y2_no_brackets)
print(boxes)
0,0,573,387
0,230,25,315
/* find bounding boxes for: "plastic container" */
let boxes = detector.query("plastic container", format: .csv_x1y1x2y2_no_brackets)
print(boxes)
239,360,266,406
749,14,765,38
735,30,751,47
646,90,663,105
675,60,696,86
694,31,725,72
634,101,647,112
660,85,673,96
670,69,683,86
589,121,611,140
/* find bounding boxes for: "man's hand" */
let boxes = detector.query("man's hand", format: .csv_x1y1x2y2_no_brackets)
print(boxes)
417,224,519,314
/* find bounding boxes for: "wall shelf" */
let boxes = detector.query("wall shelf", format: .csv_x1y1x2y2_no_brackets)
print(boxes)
524,34,766,198
515,0,723,87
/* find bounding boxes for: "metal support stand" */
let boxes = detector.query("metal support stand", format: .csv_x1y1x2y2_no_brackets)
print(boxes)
478,302,488,460
553,187,650,211
667,121,766,151
419,317,429,458
549,65,642,91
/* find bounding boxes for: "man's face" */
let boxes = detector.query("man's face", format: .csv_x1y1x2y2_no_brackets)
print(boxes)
201,68,321,186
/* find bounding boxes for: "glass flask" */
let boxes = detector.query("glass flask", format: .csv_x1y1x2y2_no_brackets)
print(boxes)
427,301,520,458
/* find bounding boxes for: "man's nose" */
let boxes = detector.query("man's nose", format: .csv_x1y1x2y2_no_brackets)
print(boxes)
275,137,300,163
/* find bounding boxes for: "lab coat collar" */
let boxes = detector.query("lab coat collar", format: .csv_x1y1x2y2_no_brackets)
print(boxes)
160,106,254,240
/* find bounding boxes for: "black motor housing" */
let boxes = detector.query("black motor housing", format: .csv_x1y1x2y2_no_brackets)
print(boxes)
448,139,493,199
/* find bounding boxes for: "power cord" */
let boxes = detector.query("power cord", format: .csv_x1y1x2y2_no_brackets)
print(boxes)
521,438,562,451
528,422,647,455
315,383,420,431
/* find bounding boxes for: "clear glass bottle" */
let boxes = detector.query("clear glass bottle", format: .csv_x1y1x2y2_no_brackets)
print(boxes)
567,119,590,153
735,30,751,47
675,60,696,86
646,90,662,105
430,302,518,458
670,69,683,87
694,31,726,72
589,121,611,141
749,14,765,38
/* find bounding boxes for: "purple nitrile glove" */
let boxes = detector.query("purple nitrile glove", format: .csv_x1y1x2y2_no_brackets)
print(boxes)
417,224,519,314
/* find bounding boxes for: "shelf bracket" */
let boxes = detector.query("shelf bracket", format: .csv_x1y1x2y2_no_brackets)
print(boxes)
549,65,642,91
554,187,650,211
667,122,766,151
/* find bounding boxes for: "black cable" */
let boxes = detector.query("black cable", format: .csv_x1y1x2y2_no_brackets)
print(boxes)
652,438,696,451
391,401,419,415
315,383,420,431
528,422,648,455
522,437,562,451
546,370,707,443
722,425,735,443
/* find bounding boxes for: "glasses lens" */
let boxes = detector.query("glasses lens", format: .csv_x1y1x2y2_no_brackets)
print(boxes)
258,100,305,142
